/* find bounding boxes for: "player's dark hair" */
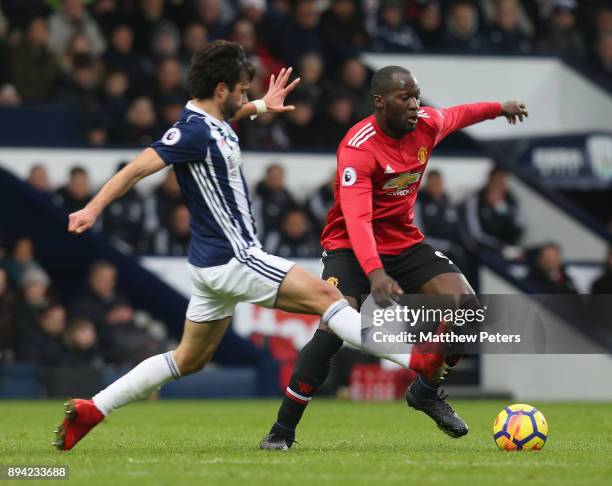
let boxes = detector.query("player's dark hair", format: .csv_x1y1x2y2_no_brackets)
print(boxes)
371,65,411,96
427,169,442,179
188,40,255,100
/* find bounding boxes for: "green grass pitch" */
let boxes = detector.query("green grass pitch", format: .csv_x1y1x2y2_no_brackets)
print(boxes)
1,400,611,485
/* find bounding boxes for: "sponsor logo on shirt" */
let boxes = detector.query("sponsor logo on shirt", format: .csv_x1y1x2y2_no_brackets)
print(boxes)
382,170,422,196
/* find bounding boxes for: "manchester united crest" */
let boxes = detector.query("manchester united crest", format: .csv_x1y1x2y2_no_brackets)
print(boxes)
326,277,339,287
417,146,428,163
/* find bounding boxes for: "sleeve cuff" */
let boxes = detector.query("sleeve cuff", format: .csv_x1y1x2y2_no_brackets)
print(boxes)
362,257,383,275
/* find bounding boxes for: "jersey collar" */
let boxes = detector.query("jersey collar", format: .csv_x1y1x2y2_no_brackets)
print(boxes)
186,100,226,125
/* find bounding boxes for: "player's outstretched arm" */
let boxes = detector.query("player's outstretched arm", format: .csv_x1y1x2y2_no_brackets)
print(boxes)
500,100,528,125
68,148,165,234
230,67,301,122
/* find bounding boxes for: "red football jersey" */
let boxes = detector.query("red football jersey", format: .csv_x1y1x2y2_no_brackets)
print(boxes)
320,102,502,275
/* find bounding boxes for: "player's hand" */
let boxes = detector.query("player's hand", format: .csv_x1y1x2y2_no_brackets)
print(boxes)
262,67,301,113
368,269,404,308
501,101,528,125
68,207,98,234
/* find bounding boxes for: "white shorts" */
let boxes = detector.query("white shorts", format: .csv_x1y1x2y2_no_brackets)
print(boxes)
186,247,295,322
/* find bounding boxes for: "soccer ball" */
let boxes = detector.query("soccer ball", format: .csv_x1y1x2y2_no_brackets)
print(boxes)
493,404,548,451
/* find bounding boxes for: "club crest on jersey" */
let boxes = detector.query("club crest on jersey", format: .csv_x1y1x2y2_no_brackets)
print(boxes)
342,167,357,186
417,146,428,164
383,170,422,196
326,276,339,287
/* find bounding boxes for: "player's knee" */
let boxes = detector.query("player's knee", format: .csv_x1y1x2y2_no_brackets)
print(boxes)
315,279,344,307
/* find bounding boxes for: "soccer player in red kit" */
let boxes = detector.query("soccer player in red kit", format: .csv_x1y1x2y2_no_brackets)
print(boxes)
260,65,528,450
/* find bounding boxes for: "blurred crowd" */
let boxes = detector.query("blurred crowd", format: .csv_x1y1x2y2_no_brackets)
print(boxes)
0,0,610,148
0,235,169,369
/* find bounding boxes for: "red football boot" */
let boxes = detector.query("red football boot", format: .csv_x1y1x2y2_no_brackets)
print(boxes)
408,320,451,383
53,399,104,451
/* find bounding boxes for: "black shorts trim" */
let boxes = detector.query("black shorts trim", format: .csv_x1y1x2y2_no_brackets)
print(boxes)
321,243,462,307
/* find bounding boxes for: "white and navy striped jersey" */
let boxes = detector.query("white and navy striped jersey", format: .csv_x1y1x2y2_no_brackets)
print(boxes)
151,101,261,268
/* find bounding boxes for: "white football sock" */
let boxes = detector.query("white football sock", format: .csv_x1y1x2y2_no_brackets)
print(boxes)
92,351,181,416
322,299,412,368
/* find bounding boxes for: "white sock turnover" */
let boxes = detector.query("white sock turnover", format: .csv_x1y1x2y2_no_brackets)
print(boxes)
322,299,412,368
92,351,181,416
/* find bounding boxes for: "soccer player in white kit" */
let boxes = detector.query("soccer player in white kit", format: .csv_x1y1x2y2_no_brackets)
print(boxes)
54,41,444,451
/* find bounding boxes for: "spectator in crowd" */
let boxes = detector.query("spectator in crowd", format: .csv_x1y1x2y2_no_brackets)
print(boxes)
150,203,191,256
158,95,184,127
53,166,93,214
17,303,68,365
415,0,445,51
591,247,612,294
0,267,15,361
47,0,106,58
62,317,102,366
70,260,128,332
145,167,183,232
320,0,369,63
443,0,489,53
336,58,372,121
415,170,469,267
13,267,55,353
103,23,150,89
27,164,51,193
464,167,524,250
252,164,298,239
272,0,321,64
8,16,62,104
4,238,43,286
101,302,163,365
131,0,169,55
150,20,181,62
487,0,531,54
264,208,321,258
316,90,354,148
372,0,423,53
100,68,130,126
279,90,317,148
180,23,208,79
61,32,95,73
103,162,147,254
585,32,612,92
296,52,324,104
112,96,162,145
306,172,335,233
91,0,123,37
527,242,577,293
150,57,187,109
192,0,234,41
537,0,586,61
59,54,104,137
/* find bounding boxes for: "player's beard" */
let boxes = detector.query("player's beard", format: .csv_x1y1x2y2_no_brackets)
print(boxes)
221,96,240,120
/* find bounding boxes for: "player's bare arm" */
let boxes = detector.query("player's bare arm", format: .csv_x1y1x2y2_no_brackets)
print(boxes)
68,148,165,234
229,67,301,122
500,100,528,125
